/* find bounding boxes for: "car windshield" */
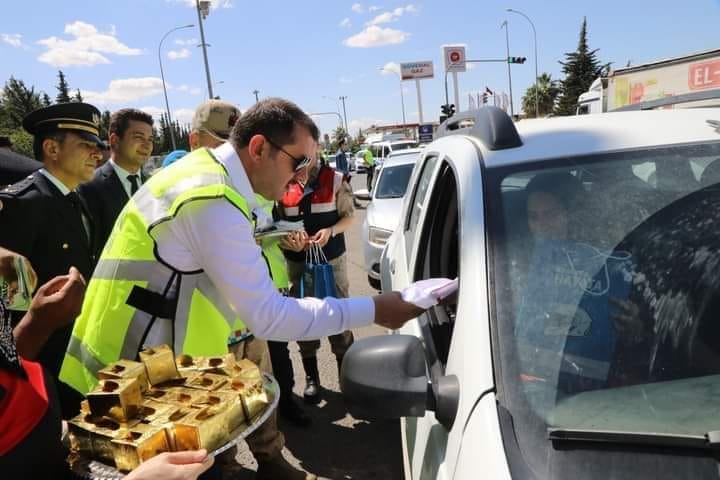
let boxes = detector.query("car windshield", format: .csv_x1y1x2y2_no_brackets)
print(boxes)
486,141,720,472
374,163,414,199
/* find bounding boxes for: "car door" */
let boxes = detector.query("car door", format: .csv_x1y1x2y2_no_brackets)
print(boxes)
387,137,499,479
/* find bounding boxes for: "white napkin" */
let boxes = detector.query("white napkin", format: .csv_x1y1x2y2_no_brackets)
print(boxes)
401,278,458,309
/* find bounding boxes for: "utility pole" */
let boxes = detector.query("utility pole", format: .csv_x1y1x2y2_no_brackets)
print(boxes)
253,90,259,103
501,20,514,117
159,24,194,151
339,95,349,133
195,0,214,99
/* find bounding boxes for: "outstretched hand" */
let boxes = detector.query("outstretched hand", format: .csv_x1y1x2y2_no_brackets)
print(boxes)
124,450,214,480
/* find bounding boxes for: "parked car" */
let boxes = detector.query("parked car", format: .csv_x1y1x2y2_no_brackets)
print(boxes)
355,149,369,173
341,105,720,479
369,139,419,170
361,149,421,289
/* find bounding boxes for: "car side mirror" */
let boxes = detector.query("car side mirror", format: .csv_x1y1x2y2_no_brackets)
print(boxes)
353,188,372,201
340,335,459,429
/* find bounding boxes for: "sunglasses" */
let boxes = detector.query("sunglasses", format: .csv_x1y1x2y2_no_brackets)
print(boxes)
265,137,312,172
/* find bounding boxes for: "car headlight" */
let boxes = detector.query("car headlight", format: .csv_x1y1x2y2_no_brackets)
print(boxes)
369,227,393,246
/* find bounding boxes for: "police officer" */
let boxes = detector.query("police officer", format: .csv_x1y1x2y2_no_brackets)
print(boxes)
0,102,104,418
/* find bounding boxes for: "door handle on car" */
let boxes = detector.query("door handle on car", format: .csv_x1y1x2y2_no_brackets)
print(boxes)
390,260,396,274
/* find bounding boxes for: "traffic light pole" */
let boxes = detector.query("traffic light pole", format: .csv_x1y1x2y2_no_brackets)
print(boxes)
501,20,514,117
443,58,511,114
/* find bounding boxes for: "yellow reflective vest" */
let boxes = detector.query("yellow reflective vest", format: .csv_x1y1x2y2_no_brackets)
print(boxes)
60,147,288,395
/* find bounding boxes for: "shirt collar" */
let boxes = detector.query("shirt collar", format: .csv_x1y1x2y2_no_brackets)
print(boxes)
110,158,139,180
211,142,260,215
38,168,71,196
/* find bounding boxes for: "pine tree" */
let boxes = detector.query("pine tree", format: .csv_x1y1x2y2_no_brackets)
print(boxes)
73,89,83,103
41,92,52,107
56,70,71,103
99,110,111,140
554,18,611,116
1,77,43,128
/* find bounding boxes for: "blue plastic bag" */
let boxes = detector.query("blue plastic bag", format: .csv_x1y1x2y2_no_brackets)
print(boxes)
300,242,338,299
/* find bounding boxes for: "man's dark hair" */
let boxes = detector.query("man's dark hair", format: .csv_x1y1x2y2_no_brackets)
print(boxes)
526,172,584,211
338,138,346,147
230,97,319,149
109,108,154,139
32,131,67,161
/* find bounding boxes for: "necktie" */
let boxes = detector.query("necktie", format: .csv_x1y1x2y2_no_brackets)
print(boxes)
127,174,140,195
67,192,90,242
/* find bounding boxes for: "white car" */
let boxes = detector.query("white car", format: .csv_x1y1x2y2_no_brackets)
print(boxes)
342,104,720,479
354,149,369,173
361,149,421,289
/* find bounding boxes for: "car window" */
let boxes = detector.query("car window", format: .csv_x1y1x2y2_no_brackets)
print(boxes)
382,146,391,158
405,155,439,258
486,141,720,476
391,142,419,152
374,164,414,199
413,161,459,369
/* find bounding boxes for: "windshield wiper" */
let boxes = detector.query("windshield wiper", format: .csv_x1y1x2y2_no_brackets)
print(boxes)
548,428,720,450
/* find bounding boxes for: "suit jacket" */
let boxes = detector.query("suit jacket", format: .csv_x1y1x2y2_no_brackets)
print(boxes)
78,160,130,258
0,172,97,417
0,148,42,188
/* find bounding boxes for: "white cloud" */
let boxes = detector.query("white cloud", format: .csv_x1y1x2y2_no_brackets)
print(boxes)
140,106,165,120
37,21,141,67
343,26,409,48
339,76,353,84
1,33,25,48
83,77,165,105
339,18,352,28
174,38,197,46
367,4,418,26
380,61,400,75
176,84,202,95
174,108,195,124
167,48,191,60
369,5,381,11
351,3,363,13
348,117,388,132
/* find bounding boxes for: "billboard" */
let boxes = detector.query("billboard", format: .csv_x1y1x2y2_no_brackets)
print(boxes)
400,61,435,80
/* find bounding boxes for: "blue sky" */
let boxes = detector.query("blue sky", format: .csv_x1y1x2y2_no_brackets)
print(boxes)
1,0,719,138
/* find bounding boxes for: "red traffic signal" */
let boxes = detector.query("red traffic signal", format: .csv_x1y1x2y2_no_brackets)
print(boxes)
508,56,527,64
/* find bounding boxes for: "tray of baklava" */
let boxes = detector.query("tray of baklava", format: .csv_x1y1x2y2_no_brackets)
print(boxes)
66,344,279,479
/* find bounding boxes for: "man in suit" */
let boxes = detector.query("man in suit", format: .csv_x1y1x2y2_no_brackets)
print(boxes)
0,102,104,417
79,108,154,257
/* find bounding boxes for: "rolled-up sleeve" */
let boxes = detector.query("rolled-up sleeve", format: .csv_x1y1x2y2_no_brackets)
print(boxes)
164,198,374,340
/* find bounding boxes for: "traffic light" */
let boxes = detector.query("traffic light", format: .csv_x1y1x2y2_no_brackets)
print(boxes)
441,103,456,118
482,92,488,104
508,56,527,64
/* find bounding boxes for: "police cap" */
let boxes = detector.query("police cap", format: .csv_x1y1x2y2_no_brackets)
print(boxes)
22,102,106,148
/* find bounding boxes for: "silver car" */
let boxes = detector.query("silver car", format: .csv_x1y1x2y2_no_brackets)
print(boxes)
361,149,420,289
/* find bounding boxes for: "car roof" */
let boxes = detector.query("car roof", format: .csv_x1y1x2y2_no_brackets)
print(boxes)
446,109,720,169
382,149,421,167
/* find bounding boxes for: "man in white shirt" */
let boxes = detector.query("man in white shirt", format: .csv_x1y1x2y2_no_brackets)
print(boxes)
79,108,154,257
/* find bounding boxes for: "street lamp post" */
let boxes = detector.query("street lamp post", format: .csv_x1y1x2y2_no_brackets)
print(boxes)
195,0,214,99
501,20,514,117
379,67,407,126
159,24,194,151
339,95,349,133
508,8,539,117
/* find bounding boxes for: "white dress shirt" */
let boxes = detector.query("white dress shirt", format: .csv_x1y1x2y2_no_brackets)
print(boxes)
109,158,141,198
151,143,375,341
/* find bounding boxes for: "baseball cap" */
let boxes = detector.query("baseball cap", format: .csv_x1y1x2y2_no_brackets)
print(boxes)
191,99,241,141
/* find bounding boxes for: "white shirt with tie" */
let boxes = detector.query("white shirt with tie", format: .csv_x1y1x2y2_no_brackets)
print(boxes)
109,158,141,198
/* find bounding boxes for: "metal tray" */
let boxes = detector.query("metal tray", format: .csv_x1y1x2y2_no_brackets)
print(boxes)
69,373,279,480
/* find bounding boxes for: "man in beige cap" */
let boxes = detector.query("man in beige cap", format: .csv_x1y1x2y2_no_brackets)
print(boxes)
189,99,316,480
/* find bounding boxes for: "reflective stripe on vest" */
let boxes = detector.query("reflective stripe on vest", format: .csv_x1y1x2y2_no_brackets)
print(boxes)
60,148,258,395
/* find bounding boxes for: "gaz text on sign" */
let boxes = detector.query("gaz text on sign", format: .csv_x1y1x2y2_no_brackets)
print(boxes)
400,61,435,81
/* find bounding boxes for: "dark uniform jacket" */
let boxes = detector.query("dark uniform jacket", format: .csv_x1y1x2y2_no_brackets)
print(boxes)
0,149,42,188
78,160,132,258
0,172,97,417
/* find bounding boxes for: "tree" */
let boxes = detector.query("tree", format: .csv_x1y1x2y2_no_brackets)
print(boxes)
521,73,561,118
99,110,111,140
329,125,348,152
1,77,43,128
41,92,52,107
554,17,611,116
56,70,71,103
73,89,83,103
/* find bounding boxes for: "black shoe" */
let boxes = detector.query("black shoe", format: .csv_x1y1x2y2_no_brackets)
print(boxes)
279,395,312,427
303,376,321,404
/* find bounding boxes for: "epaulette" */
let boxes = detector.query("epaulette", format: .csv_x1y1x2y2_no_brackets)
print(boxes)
0,173,37,197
